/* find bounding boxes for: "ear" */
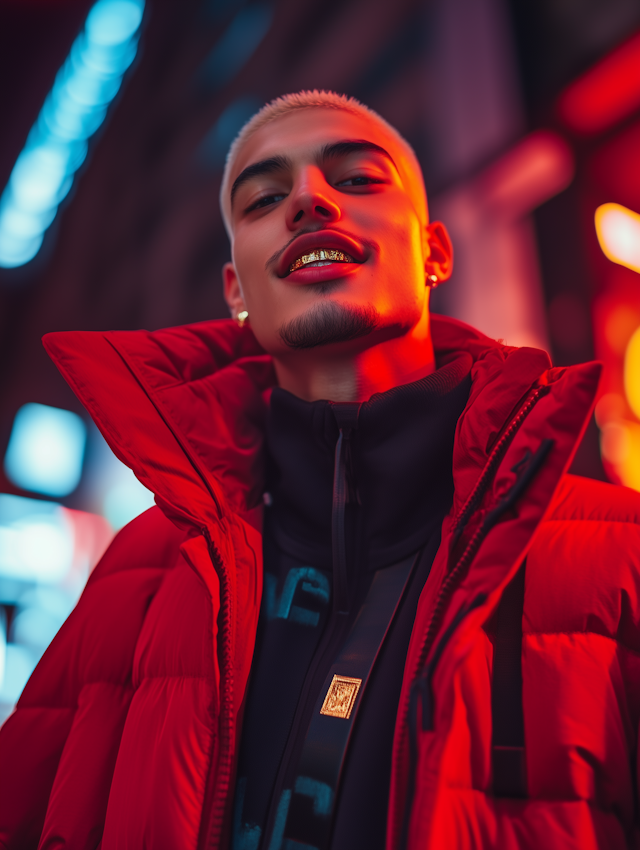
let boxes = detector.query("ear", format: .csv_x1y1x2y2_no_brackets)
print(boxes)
424,221,454,283
222,262,247,318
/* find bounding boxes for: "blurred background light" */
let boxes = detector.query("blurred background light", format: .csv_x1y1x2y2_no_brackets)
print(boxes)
0,609,5,696
102,466,155,530
86,0,144,45
625,326,640,420
600,419,640,492
0,494,112,720
557,30,640,135
80,421,155,530
0,0,144,269
0,645,36,707
4,403,87,497
595,203,640,274
477,130,575,220
0,495,74,584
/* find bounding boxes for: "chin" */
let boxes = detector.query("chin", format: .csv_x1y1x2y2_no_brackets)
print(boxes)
278,300,380,351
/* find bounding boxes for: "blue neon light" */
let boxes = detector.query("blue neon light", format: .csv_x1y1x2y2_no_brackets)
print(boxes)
0,0,144,269
4,403,87,497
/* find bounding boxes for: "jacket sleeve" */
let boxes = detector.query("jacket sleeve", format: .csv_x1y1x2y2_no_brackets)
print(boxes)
0,507,185,850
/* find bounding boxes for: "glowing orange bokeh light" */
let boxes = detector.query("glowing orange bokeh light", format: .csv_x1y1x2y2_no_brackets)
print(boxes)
595,203,640,275
625,326,640,421
596,321,640,494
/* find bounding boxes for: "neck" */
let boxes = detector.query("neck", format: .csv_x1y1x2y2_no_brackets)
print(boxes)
273,310,436,402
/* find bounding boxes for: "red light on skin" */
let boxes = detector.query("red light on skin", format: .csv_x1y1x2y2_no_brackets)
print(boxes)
477,130,574,219
557,30,640,135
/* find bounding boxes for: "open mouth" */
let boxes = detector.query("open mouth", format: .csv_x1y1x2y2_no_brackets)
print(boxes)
277,230,366,278
288,249,355,274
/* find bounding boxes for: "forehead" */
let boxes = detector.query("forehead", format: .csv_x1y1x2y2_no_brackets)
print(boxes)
230,107,407,185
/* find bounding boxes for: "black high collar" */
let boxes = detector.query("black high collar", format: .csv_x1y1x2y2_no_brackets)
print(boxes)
265,353,472,571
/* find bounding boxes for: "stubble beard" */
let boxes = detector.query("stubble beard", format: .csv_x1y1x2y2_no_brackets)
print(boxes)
278,301,381,351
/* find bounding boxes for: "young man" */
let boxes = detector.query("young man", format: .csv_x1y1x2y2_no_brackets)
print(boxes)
1,90,639,850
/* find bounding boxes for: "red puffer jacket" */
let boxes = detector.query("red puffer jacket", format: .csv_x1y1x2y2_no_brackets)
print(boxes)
0,315,639,850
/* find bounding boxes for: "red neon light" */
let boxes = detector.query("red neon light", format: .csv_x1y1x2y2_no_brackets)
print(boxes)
478,130,574,218
557,30,640,135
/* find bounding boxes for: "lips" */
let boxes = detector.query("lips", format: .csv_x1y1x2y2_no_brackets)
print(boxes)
277,230,367,278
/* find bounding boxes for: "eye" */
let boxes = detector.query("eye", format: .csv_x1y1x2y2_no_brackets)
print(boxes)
335,175,384,187
246,193,286,212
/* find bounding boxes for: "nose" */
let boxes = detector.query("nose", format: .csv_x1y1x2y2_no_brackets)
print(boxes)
285,166,341,230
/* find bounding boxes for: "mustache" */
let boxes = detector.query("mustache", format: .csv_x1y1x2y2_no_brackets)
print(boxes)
265,227,376,271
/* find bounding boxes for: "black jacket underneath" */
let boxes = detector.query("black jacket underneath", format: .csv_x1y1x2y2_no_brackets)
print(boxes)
232,356,472,850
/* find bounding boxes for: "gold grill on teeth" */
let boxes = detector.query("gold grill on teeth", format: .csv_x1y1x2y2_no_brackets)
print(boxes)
289,249,352,272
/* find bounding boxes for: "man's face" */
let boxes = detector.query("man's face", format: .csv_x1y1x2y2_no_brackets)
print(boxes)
224,108,444,357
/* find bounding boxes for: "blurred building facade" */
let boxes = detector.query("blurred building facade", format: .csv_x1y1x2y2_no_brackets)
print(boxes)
0,0,639,717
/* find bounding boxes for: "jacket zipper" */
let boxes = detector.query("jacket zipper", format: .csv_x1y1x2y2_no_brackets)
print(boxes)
203,528,236,850
399,593,487,850
331,403,361,614
450,385,550,548
398,436,553,849
393,384,550,849
202,385,549,847
407,386,549,714
260,404,360,848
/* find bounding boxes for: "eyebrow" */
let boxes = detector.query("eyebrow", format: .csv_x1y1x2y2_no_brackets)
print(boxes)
231,154,292,205
319,139,397,169
230,139,397,207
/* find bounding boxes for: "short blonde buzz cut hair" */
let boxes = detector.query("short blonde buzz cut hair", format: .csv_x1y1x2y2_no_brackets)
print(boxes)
219,89,428,237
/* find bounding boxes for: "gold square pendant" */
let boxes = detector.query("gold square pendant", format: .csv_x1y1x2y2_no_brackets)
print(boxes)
320,675,362,719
